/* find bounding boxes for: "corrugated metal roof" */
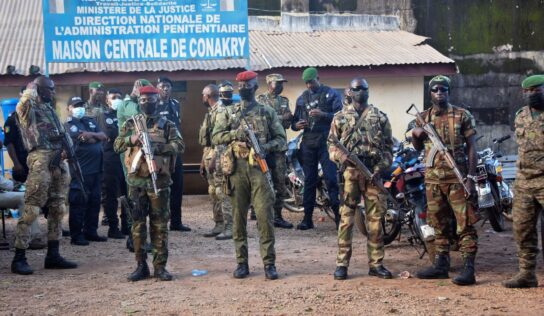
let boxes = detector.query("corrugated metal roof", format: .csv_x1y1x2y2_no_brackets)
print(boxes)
0,0,454,76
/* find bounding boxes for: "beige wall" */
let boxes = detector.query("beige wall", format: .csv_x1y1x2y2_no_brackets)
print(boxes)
254,75,423,141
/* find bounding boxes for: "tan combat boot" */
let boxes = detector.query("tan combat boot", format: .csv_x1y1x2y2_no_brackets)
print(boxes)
216,223,233,240
203,222,224,237
502,270,538,288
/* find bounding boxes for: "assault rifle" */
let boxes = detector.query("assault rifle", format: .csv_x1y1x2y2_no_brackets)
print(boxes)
50,108,87,201
330,134,399,209
131,114,159,194
240,112,275,192
406,104,470,196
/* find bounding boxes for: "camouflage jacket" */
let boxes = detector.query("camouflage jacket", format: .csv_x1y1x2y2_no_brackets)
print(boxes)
211,100,286,158
257,92,293,130
16,88,63,152
84,101,108,118
417,103,476,184
514,106,544,188
199,101,227,163
328,103,393,174
114,114,184,190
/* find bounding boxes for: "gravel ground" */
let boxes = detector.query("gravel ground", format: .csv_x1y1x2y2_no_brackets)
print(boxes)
1,195,543,315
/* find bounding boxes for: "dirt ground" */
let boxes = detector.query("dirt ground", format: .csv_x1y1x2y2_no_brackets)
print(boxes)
1,195,543,315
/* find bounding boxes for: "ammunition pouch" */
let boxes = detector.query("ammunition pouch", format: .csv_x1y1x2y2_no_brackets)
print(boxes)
232,141,250,159
220,143,236,176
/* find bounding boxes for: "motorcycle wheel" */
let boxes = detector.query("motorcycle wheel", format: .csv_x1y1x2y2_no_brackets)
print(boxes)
486,183,505,232
382,208,402,245
283,175,304,213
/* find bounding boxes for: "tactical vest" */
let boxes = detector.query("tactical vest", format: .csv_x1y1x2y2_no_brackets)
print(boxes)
229,103,271,146
515,106,544,181
302,88,330,125
124,117,175,178
19,102,62,152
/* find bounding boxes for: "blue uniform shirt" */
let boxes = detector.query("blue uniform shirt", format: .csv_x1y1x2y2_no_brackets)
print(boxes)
65,116,103,176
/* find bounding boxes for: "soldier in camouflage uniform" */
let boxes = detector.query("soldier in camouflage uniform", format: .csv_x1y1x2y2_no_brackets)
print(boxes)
114,86,184,281
503,75,544,288
84,81,108,120
327,77,394,280
212,71,286,280
412,75,479,286
11,76,78,275
199,84,233,240
218,81,234,106
257,74,294,229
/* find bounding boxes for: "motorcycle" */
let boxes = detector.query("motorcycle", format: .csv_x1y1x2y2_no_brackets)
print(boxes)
475,135,513,232
283,134,335,220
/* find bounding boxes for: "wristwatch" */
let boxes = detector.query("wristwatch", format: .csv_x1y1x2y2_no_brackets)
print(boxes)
466,174,478,182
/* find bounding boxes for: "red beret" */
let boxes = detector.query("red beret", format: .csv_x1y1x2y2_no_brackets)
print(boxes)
139,86,160,94
236,70,258,82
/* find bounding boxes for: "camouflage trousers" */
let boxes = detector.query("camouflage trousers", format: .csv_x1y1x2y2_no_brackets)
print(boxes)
205,148,232,226
229,158,276,265
270,151,288,218
512,184,544,270
129,186,170,268
15,150,70,249
426,183,478,257
337,167,386,268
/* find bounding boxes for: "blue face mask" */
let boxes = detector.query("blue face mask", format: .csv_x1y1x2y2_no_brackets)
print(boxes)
72,107,85,119
111,99,122,111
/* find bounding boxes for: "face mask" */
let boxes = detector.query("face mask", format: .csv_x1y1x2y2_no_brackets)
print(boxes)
221,98,232,106
351,90,368,104
140,102,156,115
239,87,253,101
72,107,85,119
273,86,283,95
111,99,122,111
526,92,544,109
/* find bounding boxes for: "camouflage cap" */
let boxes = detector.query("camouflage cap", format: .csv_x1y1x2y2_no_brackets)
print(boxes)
219,80,234,92
302,67,318,82
429,75,451,88
521,75,544,89
88,81,103,89
266,73,288,84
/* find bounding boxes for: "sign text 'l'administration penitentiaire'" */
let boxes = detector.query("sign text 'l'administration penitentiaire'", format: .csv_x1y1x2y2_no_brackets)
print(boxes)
42,0,249,63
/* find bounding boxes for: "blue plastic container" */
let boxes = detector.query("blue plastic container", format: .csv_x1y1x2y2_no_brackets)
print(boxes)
1,98,18,119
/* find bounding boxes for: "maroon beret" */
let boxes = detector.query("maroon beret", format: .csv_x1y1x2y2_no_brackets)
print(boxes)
236,70,258,82
139,86,160,94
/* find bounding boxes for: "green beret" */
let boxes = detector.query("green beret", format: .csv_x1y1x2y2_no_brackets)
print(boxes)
521,75,544,89
302,67,318,82
138,79,152,86
88,81,103,89
429,75,451,88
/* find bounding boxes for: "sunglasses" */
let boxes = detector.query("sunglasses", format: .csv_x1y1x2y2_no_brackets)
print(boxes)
430,87,449,93
350,86,368,92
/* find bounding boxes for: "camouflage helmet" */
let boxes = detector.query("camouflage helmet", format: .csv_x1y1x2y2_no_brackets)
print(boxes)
218,80,234,103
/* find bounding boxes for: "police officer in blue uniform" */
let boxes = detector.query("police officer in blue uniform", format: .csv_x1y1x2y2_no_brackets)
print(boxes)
98,88,128,239
292,67,342,230
65,96,109,245
156,76,190,232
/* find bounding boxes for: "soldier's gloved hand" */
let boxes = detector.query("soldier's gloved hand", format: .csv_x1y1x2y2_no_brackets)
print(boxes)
260,143,271,155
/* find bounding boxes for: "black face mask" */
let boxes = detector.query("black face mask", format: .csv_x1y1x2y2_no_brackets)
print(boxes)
526,92,544,110
273,86,283,95
222,99,233,106
239,87,253,101
140,102,156,115
351,90,368,104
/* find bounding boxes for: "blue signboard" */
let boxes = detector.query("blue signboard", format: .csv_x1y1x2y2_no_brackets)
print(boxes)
42,0,249,64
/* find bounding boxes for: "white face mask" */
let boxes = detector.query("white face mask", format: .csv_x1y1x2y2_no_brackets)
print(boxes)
72,107,85,119
111,99,122,111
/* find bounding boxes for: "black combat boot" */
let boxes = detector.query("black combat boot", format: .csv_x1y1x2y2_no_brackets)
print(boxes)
108,227,125,239
170,223,192,232
264,264,278,280
273,211,294,229
452,255,476,286
127,259,150,282
44,241,78,269
233,263,250,279
334,266,348,280
416,254,450,279
369,265,393,279
11,248,33,275
154,266,173,281
296,213,314,230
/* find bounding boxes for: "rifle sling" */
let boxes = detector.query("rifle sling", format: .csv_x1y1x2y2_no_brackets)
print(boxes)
344,105,371,152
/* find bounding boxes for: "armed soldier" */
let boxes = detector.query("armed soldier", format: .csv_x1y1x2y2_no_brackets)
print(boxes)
328,77,394,280
212,71,286,279
199,84,233,240
292,67,342,230
411,75,479,286
156,76,190,232
84,81,108,119
114,86,184,281
11,76,77,275
503,75,544,288
257,74,294,229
